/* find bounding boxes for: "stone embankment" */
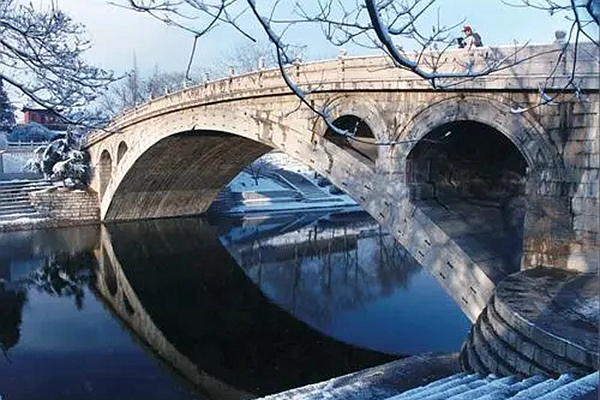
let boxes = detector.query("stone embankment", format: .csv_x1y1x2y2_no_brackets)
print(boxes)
0,179,99,232
461,267,599,377
258,355,598,400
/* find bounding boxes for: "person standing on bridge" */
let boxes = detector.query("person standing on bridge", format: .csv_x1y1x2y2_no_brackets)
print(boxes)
462,25,483,50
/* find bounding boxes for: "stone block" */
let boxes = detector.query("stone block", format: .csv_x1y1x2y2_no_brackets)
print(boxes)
566,343,596,368
530,327,567,358
514,356,532,375
574,215,600,232
29,189,99,223
528,365,549,376
517,341,536,359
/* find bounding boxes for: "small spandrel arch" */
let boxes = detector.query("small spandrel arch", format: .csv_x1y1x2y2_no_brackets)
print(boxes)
324,115,378,163
99,150,112,199
117,141,128,164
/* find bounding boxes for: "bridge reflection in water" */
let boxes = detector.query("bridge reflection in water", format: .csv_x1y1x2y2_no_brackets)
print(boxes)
216,211,470,355
94,211,469,398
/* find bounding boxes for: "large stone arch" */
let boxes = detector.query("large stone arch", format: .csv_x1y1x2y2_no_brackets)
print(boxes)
104,131,271,221
97,96,385,222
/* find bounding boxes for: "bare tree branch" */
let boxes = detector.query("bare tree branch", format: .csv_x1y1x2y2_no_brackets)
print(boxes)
115,0,598,144
0,0,116,124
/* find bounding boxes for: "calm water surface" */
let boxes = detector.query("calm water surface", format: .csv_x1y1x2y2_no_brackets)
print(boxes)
0,210,470,399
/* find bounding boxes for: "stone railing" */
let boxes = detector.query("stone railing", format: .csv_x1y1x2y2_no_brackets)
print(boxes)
85,43,599,147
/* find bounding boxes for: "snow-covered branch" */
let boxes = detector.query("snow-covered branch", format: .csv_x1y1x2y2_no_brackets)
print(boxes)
0,0,116,120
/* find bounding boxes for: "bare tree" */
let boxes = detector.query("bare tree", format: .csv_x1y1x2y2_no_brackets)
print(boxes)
119,0,598,138
147,66,189,99
98,65,191,119
220,41,277,74
0,0,115,123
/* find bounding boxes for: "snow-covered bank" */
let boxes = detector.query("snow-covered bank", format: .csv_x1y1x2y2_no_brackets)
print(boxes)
212,151,359,215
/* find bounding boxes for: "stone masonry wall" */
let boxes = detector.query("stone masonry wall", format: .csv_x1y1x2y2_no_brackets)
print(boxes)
29,188,100,223
523,96,599,273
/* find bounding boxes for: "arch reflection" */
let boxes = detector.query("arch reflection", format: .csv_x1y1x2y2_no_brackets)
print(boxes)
97,217,397,397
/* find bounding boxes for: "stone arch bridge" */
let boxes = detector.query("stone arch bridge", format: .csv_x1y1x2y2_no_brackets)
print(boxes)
84,44,599,322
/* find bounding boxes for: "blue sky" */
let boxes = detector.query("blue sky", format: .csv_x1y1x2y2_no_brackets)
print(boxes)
35,1,585,75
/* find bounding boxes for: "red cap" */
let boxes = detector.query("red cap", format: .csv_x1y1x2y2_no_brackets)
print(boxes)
463,25,472,32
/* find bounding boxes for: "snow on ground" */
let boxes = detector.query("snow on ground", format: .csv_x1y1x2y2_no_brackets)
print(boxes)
574,297,600,323
1,216,45,225
1,152,33,173
222,151,358,214
228,170,289,192
0,178,41,183
226,199,362,216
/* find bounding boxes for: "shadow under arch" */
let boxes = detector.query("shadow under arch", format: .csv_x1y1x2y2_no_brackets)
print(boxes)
407,120,528,200
104,131,271,221
95,218,396,397
396,95,564,178
396,95,569,274
406,120,529,278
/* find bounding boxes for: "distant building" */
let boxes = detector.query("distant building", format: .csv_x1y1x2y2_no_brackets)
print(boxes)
21,107,68,132
0,107,65,179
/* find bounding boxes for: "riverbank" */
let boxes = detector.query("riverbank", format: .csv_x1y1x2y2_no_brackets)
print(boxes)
258,352,599,400
0,216,99,233
258,353,461,399
0,180,99,233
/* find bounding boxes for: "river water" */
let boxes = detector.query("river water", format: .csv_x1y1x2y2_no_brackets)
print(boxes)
0,210,470,399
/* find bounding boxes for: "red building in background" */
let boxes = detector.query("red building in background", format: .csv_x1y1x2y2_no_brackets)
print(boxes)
21,107,68,132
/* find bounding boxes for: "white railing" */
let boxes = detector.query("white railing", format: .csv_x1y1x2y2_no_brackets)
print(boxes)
7,140,49,148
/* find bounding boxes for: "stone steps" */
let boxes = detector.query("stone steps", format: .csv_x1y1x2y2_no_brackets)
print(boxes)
382,372,597,400
0,204,39,216
269,168,330,200
0,194,32,202
492,297,597,371
257,371,598,400
0,180,52,190
0,198,34,206
0,200,35,215
0,179,52,224
462,295,594,378
0,211,41,221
